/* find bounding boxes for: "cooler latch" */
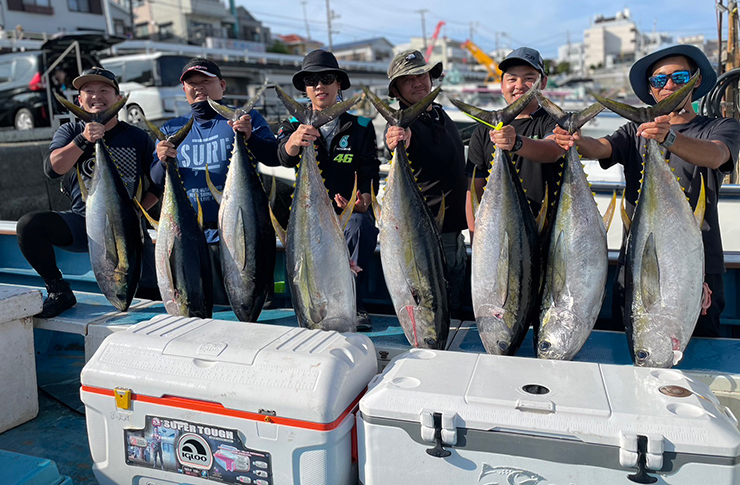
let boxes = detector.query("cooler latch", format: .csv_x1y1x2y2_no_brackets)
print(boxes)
420,411,456,458
620,433,664,483
114,388,132,410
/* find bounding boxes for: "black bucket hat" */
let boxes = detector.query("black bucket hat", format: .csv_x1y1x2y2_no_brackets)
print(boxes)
387,49,443,95
292,50,351,91
629,44,716,105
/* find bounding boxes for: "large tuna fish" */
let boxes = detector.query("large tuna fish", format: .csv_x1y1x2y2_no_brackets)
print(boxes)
145,117,213,318
534,94,612,360
448,82,541,355
206,87,275,322
592,74,705,368
363,87,449,349
272,86,362,332
55,93,141,311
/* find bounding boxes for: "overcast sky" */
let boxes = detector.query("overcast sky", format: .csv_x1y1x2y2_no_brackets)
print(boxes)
242,1,725,59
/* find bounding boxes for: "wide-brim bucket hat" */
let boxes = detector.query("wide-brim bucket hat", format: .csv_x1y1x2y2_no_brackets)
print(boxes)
292,50,351,91
629,44,716,105
387,49,443,95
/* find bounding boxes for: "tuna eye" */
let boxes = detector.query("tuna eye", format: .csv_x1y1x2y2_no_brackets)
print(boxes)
636,350,649,361
539,341,551,352
424,337,438,348
497,341,509,352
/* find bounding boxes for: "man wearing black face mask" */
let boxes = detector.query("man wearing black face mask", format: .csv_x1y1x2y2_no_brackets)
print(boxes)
151,58,279,305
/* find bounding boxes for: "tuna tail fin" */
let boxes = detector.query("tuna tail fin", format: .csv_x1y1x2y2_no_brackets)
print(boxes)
535,184,548,235
168,117,194,147
205,163,222,204
370,183,381,222
450,77,539,128
143,117,167,141
694,173,706,230
311,93,363,128
269,205,287,246
470,166,480,222
54,92,129,125
274,85,312,125
640,232,662,311
603,190,617,232
536,93,605,134
207,97,236,120
589,72,698,123
76,165,88,202
339,173,358,229
274,84,362,128
363,86,441,128
620,190,632,235
134,198,159,231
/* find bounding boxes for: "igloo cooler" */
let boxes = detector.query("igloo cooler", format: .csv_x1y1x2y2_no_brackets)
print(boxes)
81,314,377,485
357,349,740,484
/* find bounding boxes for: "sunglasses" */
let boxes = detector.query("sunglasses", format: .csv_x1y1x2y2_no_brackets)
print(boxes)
648,70,691,89
82,67,117,81
304,73,338,87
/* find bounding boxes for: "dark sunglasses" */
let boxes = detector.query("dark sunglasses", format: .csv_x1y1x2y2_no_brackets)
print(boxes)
648,70,691,89
304,73,338,87
82,67,117,81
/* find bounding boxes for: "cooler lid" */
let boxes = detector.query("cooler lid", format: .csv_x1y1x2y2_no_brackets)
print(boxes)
81,315,377,424
360,349,740,458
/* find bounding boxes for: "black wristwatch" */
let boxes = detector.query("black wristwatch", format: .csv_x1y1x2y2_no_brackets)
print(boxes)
660,129,677,148
73,133,93,151
511,135,524,153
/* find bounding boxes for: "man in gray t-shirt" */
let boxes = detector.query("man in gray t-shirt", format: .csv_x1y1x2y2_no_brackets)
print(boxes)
552,44,740,337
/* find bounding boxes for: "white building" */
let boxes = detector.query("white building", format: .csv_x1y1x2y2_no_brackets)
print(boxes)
558,42,586,76
583,8,639,70
331,37,394,63
1,0,109,38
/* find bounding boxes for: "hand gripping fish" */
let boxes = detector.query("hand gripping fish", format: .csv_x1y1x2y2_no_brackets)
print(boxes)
142,117,214,318
448,81,542,355
592,73,706,368
205,84,275,322
272,86,362,332
55,92,141,311
364,86,450,349
534,94,615,360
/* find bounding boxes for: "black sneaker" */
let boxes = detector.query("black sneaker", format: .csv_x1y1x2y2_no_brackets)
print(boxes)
355,310,373,332
36,279,77,319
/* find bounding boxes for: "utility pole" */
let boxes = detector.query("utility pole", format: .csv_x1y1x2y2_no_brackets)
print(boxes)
129,0,135,39
417,9,428,51
469,21,476,43
325,0,338,50
727,1,739,182
302,1,311,40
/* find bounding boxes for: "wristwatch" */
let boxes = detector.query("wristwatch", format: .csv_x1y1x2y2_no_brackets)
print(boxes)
511,135,524,153
660,129,677,148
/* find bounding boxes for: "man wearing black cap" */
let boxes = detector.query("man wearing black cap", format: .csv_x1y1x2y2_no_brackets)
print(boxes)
553,45,740,337
17,67,161,317
151,57,279,306
466,46,565,234
384,49,468,318
276,49,380,330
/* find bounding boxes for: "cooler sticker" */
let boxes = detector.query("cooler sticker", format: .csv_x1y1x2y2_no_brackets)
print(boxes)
478,464,552,484
125,415,273,484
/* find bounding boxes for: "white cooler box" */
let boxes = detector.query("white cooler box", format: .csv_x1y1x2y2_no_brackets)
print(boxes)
358,349,740,484
81,314,378,485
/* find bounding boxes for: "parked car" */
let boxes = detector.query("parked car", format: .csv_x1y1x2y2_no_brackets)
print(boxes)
0,32,124,130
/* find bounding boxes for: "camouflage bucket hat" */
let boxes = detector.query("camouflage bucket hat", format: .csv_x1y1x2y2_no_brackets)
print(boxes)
387,49,443,95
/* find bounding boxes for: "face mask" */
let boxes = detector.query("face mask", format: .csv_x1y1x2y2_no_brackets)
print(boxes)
190,99,225,122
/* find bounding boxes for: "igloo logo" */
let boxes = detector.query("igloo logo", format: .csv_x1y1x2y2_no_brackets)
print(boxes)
176,433,213,470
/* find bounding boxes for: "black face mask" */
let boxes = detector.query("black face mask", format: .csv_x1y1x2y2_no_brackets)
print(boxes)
190,99,226,122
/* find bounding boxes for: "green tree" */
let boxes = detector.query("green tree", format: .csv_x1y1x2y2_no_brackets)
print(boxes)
268,40,290,54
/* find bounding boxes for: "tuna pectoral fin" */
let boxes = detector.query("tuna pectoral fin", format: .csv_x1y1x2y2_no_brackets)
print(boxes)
165,239,178,297
76,165,88,202
134,198,159,231
550,231,569,302
205,164,222,204
602,190,617,232
269,206,287,246
620,191,632,235
339,173,358,229
269,175,277,207
640,233,662,310
103,214,120,268
370,183,381,222
234,208,247,271
196,194,204,229
535,184,549,235
694,173,706,230
495,232,511,306
296,256,327,325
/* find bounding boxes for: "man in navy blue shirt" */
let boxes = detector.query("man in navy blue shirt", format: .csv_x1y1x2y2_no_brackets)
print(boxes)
152,58,279,305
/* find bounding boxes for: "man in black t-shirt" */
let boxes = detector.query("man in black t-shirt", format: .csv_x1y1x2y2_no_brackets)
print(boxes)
553,45,740,337
16,68,160,318
466,47,565,238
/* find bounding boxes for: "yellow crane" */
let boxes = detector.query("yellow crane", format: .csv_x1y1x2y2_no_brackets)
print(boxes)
461,40,502,83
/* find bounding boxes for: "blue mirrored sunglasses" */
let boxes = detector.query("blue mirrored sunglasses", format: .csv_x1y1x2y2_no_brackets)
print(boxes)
648,70,691,89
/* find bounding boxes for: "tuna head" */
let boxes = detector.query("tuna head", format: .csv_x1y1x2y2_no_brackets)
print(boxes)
397,303,445,349
537,308,588,360
476,304,519,355
631,314,687,368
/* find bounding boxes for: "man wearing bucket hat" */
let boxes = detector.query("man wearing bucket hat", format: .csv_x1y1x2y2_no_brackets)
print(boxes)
152,57,279,306
17,67,161,317
466,47,565,234
384,49,468,318
553,44,740,337
276,49,380,331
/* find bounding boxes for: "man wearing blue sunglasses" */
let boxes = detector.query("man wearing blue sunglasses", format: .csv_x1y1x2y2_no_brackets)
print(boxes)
552,44,740,338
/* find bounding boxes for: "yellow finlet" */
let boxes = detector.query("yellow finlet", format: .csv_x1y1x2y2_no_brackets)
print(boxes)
694,173,706,229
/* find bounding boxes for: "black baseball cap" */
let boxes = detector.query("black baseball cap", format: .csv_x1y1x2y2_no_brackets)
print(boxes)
72,67,120,93
499,47,547,77
180,58,223,83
